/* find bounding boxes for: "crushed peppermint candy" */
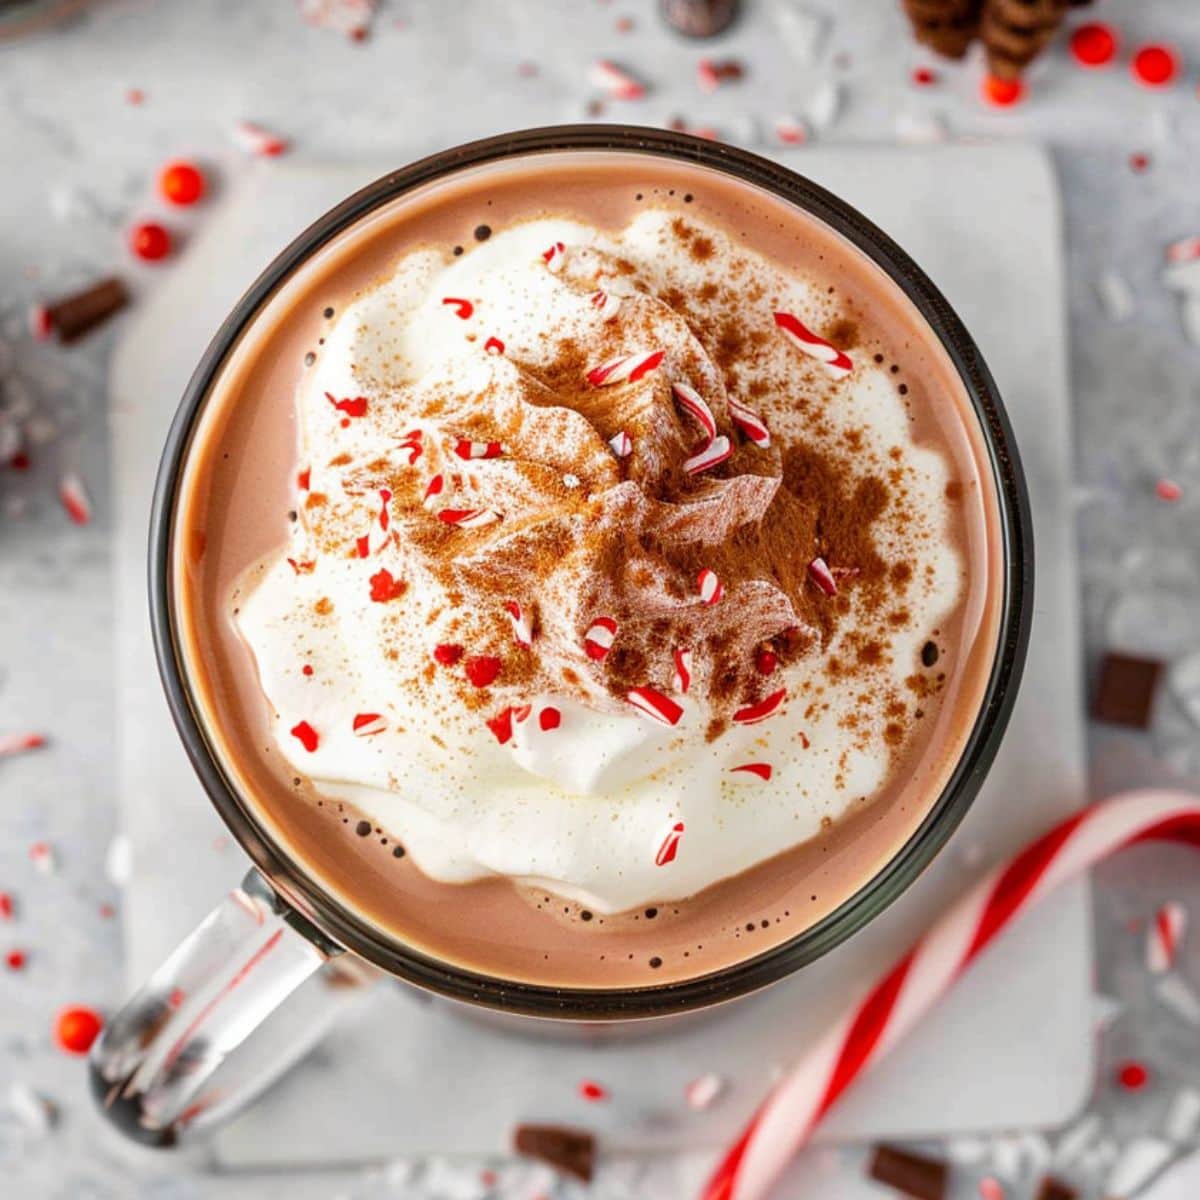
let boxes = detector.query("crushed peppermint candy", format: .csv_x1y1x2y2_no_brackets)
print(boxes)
29,842,57,874
654,820,685,866
685,1072,726,1110
684,435,732,476
454,439,505,460
504,600,534,648
539,706,562,732
774,311,853,378
671,381,718,440
609,430,633,457
541,241,567,273
441,296,474,319
485,707,514,745
422,474,444,507
352,713,387,737
0,732,45,758
807,556,838,596
728,396,770,447
1156,479,1183,503
290,721,319,752
773,114,809,145
464,655,501,689
437,507,501,528
231,119,290,157
578,1080,609,1102
59,474,92,525
697,568,724,605
730,763,773,781
1147,901,1187,972
733,688,787,725
483,335,505,355
586,348,664,387
628,687,684,727
589,59,646,100
590,289,622,321
584,616,617,661
673,647,693,694
368,567,406,602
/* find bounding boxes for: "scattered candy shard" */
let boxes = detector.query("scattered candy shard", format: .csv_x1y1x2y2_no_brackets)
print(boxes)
730,763,773,781
671,381,718,440
29,842,57,874
1147,900,1187,973
584,616,617,661
774,311,853,377
59,473,92,524
808,556,838,596
609,430,633,457
773,114,809,145
684,435,732,475
589,59,646,100
728,396,770,447
586,348,664,386
232,119,289,156
732,688,786,725
504,600,534,648
697,567,723,604
0,732,45,758
673,647,693,694
654,820,685,865
628,687,684,727
578,1080,608,1102
685,1073,726,1110
352,712,387,737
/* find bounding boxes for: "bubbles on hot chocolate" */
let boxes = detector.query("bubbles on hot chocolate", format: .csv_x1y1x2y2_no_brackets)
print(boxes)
234,206,962,915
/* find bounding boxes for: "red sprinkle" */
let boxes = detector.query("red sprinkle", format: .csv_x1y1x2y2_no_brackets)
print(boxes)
129,221,172,262
981,75,1025,107
484,336,505,355
126,87,145,105
434,643,463,667
1156,478,1183,502
5,949,27,971
159,160,206,206
733,688,787,726
55,1005,104,1055
325,391,368,419
1130,152,1151,173
301,664,314,677
579,1080,609,1102
29,304,53,341
1070,22,1118,68
730,762,773,781
1117,1060,1150,1091
465,655,501,688
1132,44,1178,88
0,894,12,920
912,67,939,86
485,708,514,745
539,706,562,732
290,721,319,753
369,568,406,603
442,297,474,319
297,466,311,490
0,732,46,758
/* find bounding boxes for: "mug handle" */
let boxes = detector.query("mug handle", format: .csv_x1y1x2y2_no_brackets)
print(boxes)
89,868,360,1146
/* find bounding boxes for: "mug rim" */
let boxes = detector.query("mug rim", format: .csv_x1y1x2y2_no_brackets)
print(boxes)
150,124,1033,1019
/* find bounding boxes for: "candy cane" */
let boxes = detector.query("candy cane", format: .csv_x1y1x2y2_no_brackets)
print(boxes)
701,790,1200,1200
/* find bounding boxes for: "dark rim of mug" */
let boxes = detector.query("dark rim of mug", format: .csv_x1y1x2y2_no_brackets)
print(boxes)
150,125,1033,1020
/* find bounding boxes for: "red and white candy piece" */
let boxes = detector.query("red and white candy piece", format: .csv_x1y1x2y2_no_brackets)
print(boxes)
773,115,809,146
684,436,733,476
441,296,474,319
59,473,91,525
609,430,633,458
352,713,387,737
686,1073,727,1110
730,763,773,781
807,556,838,596
1167,236,1200,265
732,688,786,726
504,601,534,648
654,820,685,866
701,789,1200,1200
584,616,617,661
484,336,505,355
673,648,693,695
697,568,724,605
29,841,57,874
671,381,718,441
590,289,622,321
586,348,664,387
541,241,567,273
437,507,501,529
422,474,445,508
453,439,505,460
398,430,423,465
0,732,45,758
589,59,646,100
1147,901,1187,974
628,687,684,727
729,397,771,448
231,119,289,157
774,311,854,379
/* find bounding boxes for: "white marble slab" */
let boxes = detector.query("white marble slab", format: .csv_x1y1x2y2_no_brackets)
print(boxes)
108,142,1091,1169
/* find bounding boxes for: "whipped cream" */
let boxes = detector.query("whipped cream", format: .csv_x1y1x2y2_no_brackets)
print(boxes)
236,208,962,914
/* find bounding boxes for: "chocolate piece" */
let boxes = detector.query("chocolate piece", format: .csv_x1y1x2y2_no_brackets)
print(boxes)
513,1123,595,1182
1035,1177,1077,1200
660,0,739,38
867,1144,947,1200
1093,652,1162,729
43,277,129,344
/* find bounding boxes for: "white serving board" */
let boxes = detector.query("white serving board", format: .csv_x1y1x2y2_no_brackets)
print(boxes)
109,143,1091,1169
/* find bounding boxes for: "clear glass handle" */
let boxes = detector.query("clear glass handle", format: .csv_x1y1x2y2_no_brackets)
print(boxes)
89,868,359,1146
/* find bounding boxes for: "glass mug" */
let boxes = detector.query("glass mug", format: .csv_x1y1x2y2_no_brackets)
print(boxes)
90,126,1033,1146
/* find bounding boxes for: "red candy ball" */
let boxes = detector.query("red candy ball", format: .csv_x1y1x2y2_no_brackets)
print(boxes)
158,160,206,206
1117,1060,1149,1091
982,74,1025,107
129,221,172,262
1070,23,1118,68
1132,44,1178,88
55,1005,104,1055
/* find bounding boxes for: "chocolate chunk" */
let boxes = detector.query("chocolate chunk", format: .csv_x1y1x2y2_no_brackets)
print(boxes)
1034,1178,1076,1200
1093,652,1162,729
513,1124,595,1182
867,1144,947,1200
43,277,129,344
921,640,939,667
660,0,740,38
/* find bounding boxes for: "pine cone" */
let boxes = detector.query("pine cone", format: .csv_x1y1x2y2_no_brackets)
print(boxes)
980,0,1075,78
902,0,983,60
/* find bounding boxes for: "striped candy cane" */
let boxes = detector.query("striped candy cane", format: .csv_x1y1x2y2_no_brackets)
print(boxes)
702,790,1200,1200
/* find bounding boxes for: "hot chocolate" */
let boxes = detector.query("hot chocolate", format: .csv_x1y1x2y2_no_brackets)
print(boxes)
172,150,1003,988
